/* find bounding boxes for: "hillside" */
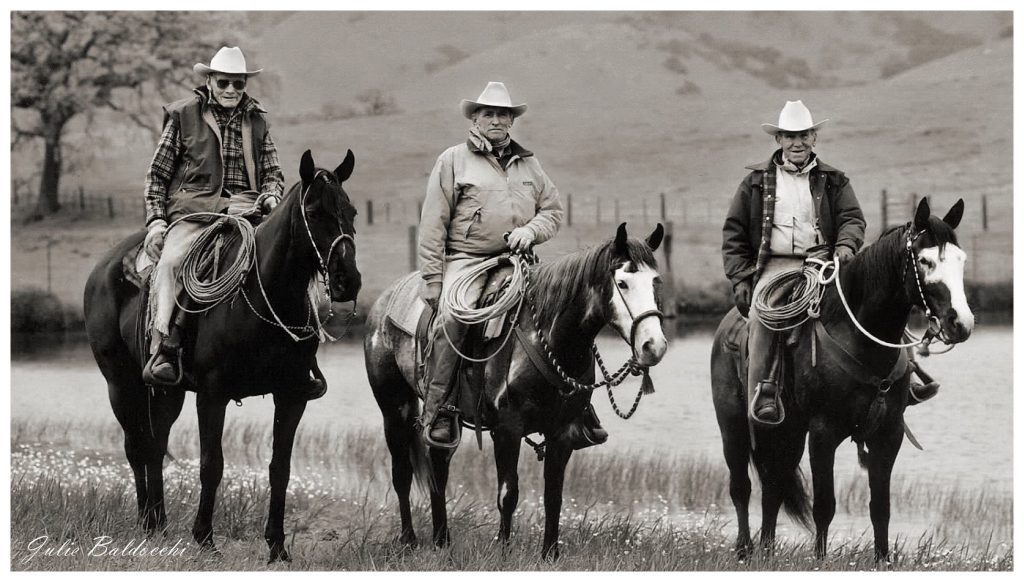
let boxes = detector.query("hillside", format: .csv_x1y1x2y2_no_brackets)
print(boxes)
10,11,1013,307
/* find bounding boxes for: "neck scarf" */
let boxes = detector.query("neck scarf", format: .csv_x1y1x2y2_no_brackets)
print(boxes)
468,126,511,155
776,151,818,175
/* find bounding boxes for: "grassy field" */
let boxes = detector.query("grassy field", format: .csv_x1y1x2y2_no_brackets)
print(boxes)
9,419,1012,571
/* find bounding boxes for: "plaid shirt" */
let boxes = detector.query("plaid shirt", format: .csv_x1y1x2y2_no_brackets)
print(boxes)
144,92,284,224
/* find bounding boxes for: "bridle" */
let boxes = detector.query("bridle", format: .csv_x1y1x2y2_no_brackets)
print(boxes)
832,225,950,350
241,170,358,342
611,270,664,359
299,169,356,304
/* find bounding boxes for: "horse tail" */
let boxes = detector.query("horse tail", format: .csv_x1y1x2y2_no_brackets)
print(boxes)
407,403,436,497
751,449,813,531
855,438,869,469
780,465,813,530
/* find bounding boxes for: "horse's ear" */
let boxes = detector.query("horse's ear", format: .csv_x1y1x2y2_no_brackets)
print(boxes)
300,150,315,184
646,223,664,251
615,222,628,253
942,198,964,229
913,196,931,232
335,149,355,183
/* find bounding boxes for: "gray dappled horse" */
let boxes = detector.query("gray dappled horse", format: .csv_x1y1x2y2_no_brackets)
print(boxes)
84,150,360,562
711,198,973,561
364,223,668,558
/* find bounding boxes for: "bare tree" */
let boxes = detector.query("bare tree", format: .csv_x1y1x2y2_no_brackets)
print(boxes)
11,12,223,216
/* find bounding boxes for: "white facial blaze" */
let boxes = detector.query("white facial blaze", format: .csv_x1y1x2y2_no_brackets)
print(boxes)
610,262,668,366
918,244,975,333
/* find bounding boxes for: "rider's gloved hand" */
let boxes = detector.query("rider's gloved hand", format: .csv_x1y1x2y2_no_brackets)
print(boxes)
733,277,752,318
834,245,855,265
144,219,168,261
507,227,535,253
421,281,442,310
260,194,280,214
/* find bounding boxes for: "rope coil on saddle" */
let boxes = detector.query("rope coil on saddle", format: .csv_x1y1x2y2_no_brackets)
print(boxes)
752,258,835,332
439,254,528,363
175,212,256,313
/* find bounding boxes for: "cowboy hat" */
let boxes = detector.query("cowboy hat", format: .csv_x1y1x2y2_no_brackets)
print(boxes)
460,82,527,119
761,100,828,135
193,46,262,77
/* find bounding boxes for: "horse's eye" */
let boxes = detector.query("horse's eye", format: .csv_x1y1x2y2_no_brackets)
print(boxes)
617,280,628,290
919,257,934,269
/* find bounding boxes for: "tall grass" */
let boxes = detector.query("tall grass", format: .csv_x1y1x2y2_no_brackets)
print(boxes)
10,419,1013,571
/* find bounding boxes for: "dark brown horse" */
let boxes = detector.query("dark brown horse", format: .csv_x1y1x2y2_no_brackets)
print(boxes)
711,198,973,561
83,150,361,562
364,223,667,558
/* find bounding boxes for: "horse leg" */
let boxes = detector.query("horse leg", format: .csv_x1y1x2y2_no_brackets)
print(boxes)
264,396,308,563
866,423,903,562
191,394,228,552
108,375,185,535
722,426,753,558
492,429,522,545
428,448,452,548
382,401,419,547
540,441,573,560
808,421,841,559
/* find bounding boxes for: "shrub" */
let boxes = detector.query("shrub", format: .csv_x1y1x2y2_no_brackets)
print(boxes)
11,287,67,332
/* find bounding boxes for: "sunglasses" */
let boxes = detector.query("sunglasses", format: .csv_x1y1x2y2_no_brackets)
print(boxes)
214,79,246,91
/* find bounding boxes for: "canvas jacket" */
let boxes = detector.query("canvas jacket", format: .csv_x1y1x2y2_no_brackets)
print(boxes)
722,150,865,287
418,140,563,284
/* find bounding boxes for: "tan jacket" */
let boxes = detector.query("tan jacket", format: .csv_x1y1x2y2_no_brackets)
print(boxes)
418,139,563,283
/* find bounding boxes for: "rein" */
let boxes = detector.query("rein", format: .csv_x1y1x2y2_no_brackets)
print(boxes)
176,171,356,343
833,227,946,350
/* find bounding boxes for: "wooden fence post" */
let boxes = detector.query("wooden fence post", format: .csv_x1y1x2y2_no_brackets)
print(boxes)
982,195,988,231
566,193,573,227
880,188,887,229
107,197,115,218
596,198,601,225
408,225,418,272
660,192,666,221
366,200,374,225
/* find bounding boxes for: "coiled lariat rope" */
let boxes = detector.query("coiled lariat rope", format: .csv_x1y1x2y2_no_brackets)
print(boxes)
175,213,256,313
752,258,835,332
440,254,527,362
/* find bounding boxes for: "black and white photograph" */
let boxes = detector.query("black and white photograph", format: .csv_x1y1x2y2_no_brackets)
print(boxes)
6,6,1014,573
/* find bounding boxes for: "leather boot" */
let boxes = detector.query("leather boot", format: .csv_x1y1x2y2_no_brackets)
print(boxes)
907,361,939,405
422,336,462,449
143,325,183,386
567,403,609,450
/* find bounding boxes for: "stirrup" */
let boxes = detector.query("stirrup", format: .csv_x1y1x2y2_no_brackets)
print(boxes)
749,380,785,426
423,405,461,450
142,346,184,387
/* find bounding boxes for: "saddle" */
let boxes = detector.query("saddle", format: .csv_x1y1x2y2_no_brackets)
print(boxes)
384,264,517,438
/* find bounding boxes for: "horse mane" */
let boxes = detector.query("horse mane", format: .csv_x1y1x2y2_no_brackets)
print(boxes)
529,237,657,327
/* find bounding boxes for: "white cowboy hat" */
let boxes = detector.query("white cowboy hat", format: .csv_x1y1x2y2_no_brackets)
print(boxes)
193,46,262,77
761,100,828,135
460,82,527,119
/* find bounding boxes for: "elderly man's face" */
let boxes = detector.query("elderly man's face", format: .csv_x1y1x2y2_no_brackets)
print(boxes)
473,107,514,143
208,73,247,109
776,130,816,167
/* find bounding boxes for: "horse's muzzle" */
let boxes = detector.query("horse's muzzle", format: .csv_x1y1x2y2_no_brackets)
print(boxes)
942,307,974,344
331,273,361,304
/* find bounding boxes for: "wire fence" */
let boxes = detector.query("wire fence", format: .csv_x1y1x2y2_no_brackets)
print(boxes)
13,186,1013,286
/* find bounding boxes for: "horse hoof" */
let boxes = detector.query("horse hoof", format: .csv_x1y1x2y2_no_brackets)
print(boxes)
268,548,292,564
398,532,418,549
541,546,561,561
734,542,753,561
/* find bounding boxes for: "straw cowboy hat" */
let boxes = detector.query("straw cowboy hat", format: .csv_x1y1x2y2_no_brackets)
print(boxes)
761,100,828,135
193,46,262,76
460,82,527,119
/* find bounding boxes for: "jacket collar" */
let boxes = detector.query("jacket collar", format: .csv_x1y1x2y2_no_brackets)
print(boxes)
745,148,838,173
466,137,533,159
